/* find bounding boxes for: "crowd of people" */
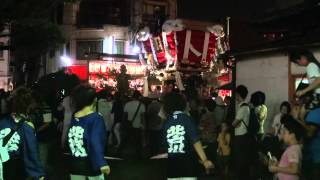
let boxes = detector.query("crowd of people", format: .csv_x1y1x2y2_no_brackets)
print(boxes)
0,48,319,180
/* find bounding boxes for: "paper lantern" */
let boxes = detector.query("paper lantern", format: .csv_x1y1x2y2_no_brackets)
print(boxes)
162,19,184,33
136,27,151,42
207,25,225,38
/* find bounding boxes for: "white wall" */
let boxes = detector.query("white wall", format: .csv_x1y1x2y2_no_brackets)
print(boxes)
68,25,130,66
237,52,289,132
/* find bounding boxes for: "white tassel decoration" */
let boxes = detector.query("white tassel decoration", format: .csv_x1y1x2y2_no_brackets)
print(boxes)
175,71,185,91
143,76,149,97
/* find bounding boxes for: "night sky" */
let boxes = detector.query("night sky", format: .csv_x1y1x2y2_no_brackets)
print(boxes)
176,0,270,50
177,0,320,51
177,0,307,20
177,0,278,21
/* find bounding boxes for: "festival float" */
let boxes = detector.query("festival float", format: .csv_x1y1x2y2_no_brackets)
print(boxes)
137,18,233,99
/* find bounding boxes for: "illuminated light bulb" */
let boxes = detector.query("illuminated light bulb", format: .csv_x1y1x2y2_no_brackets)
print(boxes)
60,56,72,66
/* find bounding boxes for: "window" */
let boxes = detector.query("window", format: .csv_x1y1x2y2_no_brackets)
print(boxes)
144,3,166,16
142,2,167,32
113,40,125,55
76,40,103,60
77,0,130,27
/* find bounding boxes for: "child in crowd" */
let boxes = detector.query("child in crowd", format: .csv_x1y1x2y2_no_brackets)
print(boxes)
217,122,231,180
268,116,304,180
199,99,218,163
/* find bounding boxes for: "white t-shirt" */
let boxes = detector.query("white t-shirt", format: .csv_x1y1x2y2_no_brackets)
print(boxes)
307,62,320,94
97,99,113,131
272,113,284,139
234,102,250,136
124,100,146,129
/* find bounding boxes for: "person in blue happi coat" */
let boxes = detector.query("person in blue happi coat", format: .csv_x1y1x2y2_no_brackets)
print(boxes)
0,87,45,180
162,92,213,180
67,84,110,180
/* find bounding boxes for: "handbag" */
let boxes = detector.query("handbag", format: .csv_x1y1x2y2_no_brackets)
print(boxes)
130,101,142,128
296,74,314,105
122,102,142,130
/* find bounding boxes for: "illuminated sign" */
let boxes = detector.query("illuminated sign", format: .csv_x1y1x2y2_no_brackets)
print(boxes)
88,61,145,90
89,61,145,75
218,90,232,99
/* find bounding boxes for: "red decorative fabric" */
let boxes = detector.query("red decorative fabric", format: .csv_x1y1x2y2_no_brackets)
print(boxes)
142,35,167,65
142,39,152,54
142,29,218,70
164,32,177,58
217,74,229,81
176,30,217,68
66,65,88,80
176,30,187,65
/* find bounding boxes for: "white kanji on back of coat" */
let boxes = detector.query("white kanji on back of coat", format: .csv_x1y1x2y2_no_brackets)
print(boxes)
68,126,87,157
166,125,186,153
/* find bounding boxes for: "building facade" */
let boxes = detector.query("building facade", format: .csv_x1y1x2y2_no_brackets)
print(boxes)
0,28,12,91
48,0,177,74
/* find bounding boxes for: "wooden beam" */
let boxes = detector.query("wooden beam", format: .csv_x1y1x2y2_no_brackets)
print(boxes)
101,53,139,59
85,52,139,60
0,45,10,50
0,33,10,37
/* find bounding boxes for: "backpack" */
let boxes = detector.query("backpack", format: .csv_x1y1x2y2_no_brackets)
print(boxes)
241,103,260,137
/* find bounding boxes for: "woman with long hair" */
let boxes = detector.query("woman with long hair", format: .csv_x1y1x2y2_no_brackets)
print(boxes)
289,48,320,110
67,84,110,180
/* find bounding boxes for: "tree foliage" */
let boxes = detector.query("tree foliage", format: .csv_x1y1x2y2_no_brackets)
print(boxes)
11,19,64,60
